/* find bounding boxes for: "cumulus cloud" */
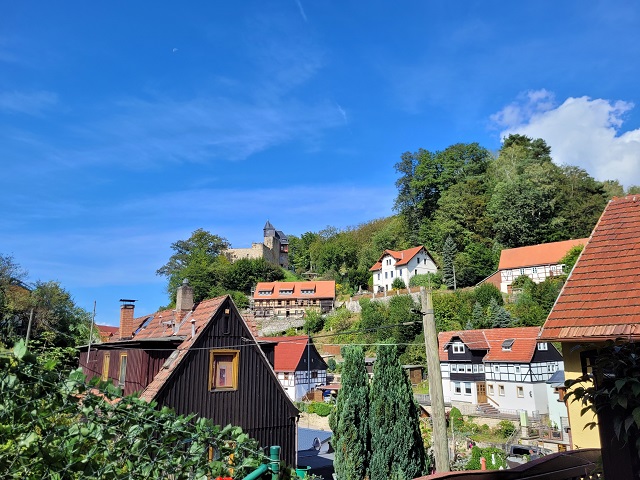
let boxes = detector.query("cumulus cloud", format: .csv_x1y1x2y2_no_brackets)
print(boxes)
491,90,640,187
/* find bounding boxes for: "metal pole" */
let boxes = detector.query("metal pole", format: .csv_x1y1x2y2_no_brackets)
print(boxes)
420,287,450,472
87,301,96,363
25,308,34,347
269,446,280,480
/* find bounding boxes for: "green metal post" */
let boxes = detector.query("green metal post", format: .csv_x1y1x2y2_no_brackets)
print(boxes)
269,446,280,480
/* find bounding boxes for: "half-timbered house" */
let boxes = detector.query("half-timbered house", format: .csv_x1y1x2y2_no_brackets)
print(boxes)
439,327,563,416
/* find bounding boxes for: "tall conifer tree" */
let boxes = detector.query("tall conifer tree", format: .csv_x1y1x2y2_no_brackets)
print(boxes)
369,345,426,480
329,346,370,480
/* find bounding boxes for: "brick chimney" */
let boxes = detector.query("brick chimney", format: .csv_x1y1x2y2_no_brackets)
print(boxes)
119,299,136,339
176,278,194,312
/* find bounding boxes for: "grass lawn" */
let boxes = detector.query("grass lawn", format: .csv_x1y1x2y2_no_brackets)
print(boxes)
413,380,430,394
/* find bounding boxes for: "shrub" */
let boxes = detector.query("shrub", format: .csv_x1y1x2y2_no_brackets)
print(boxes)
409,272,443,289
465,446,507,470
304,310,325,333
391,278,406,290
327,358,337,372
495,420,516,439
307,401,333,417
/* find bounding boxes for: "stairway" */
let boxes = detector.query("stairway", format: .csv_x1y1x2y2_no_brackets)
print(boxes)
477,402,500,415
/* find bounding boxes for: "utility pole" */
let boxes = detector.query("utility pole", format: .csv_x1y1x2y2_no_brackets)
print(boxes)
420,286,450,472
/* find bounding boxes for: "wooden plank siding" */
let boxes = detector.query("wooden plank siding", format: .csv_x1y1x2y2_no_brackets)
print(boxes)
153,298,299,466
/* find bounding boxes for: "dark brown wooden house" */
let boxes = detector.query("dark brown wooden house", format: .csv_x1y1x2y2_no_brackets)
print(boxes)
78,282,299,466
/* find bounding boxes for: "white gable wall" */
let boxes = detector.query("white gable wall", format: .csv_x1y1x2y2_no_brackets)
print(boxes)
372,248,437,292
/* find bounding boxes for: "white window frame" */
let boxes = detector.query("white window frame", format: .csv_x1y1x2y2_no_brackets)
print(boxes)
464,382,472,395
499,385,505,396
454,382,461,394
538,342,548,351
452,342,465,354
488,384,494,395
517,386,524,398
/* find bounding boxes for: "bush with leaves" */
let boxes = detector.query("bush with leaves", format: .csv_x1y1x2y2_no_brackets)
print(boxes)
465,446,507,470
495,419,517,439
0,341,265,479
306,402,333,417
409,272,443,289
391,277,406,290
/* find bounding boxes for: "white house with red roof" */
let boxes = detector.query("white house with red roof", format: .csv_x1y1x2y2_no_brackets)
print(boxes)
369,246,437,293
439,327,563,416
257,335,328,401
492,238,588,294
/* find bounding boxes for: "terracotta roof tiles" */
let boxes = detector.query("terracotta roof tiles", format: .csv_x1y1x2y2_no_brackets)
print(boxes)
541,197,640,342
369,246,433,271
253,281,335,300
256,335,309,372
438,327,542,363
498,238,588,270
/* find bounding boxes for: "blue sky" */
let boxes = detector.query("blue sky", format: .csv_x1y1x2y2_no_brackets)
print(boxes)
2,1,640,326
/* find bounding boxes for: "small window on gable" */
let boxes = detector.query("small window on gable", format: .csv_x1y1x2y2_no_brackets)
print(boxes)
515,365,521,374
209,350,239,391
452,342,465,354
538,342,548,351
502,339,514,351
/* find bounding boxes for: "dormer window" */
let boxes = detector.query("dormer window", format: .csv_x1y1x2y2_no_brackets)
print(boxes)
538,342,548,351
502,339,514,351
452,342,465,354
258,290,272,296
279,289,293,295
301,289,315,294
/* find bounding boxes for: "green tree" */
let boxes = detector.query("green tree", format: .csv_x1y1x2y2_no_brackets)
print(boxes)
156,229,230,303
329,346,370,480
559,245,584,275
223,258,284,293
471,301,485,329
391,277,406,290
473,283,503,308
488,297,513,328
369,344,426,480
442,236,457,289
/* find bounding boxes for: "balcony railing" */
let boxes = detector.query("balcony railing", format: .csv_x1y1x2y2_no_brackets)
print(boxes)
416,448,602,480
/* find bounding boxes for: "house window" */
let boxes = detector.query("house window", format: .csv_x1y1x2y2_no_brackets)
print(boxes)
385,272,388,279
473,364,478,373
414,269,417,275
118,353,127,387
452,342,465,354
498,385,505,396
494,365,499,373
464,382,472,395
519,268,525,275
532,267,538,274
378,273,380,280
515,366,521,374
517,386,524,398
465,364,472,373
478,365,484,373
488,384,494,395
209,350,239,391
538,342,548,351
311,371,318,379
451,364,457,373
417,258,421,264
399,269,402,276
454,382,461,394
502,339,514,351
390,271,394,278
102,353,110,381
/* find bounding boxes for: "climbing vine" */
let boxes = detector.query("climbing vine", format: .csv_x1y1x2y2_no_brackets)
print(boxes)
564,340,640,457
0,341,264,479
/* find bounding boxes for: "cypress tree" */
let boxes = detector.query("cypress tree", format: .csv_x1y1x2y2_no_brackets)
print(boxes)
329,346,370,480
442,236,457,290
369,345,426,480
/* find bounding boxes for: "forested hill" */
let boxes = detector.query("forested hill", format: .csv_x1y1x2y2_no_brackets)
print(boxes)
288,134,634,294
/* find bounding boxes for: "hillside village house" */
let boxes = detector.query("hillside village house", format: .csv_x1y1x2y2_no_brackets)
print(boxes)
438,327,563,417
486,238,587,293
77,281,299,466
252,281,335,319
257,336,328,401
540,196,640,477
369,246,437,293
224,221,289,269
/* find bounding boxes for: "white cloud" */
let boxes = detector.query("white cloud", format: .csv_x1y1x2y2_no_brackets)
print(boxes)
492,91,640,187
0,90,58,115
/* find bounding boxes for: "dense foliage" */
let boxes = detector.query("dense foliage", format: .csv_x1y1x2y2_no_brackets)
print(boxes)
329,346,370,480
156,229,284,306
369,345,426,480
0,341,264,479
0,254,94,350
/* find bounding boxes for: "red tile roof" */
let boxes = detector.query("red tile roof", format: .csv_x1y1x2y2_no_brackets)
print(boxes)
438,327,542,363
257,336,309,372
138,296,227,402
95,324,119,341
369,246,432,271
498,238,588,270
541,196,640,341
253,281,335,300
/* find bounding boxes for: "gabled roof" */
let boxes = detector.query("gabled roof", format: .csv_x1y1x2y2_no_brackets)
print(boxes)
439,327,543,363
138,296,227,401
257,335,309,372
253,281,335,300
541,196,640,342
369,246,432,271
498,238,588,270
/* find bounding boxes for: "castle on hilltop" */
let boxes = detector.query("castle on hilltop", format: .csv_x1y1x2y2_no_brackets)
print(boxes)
223,221,289,269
